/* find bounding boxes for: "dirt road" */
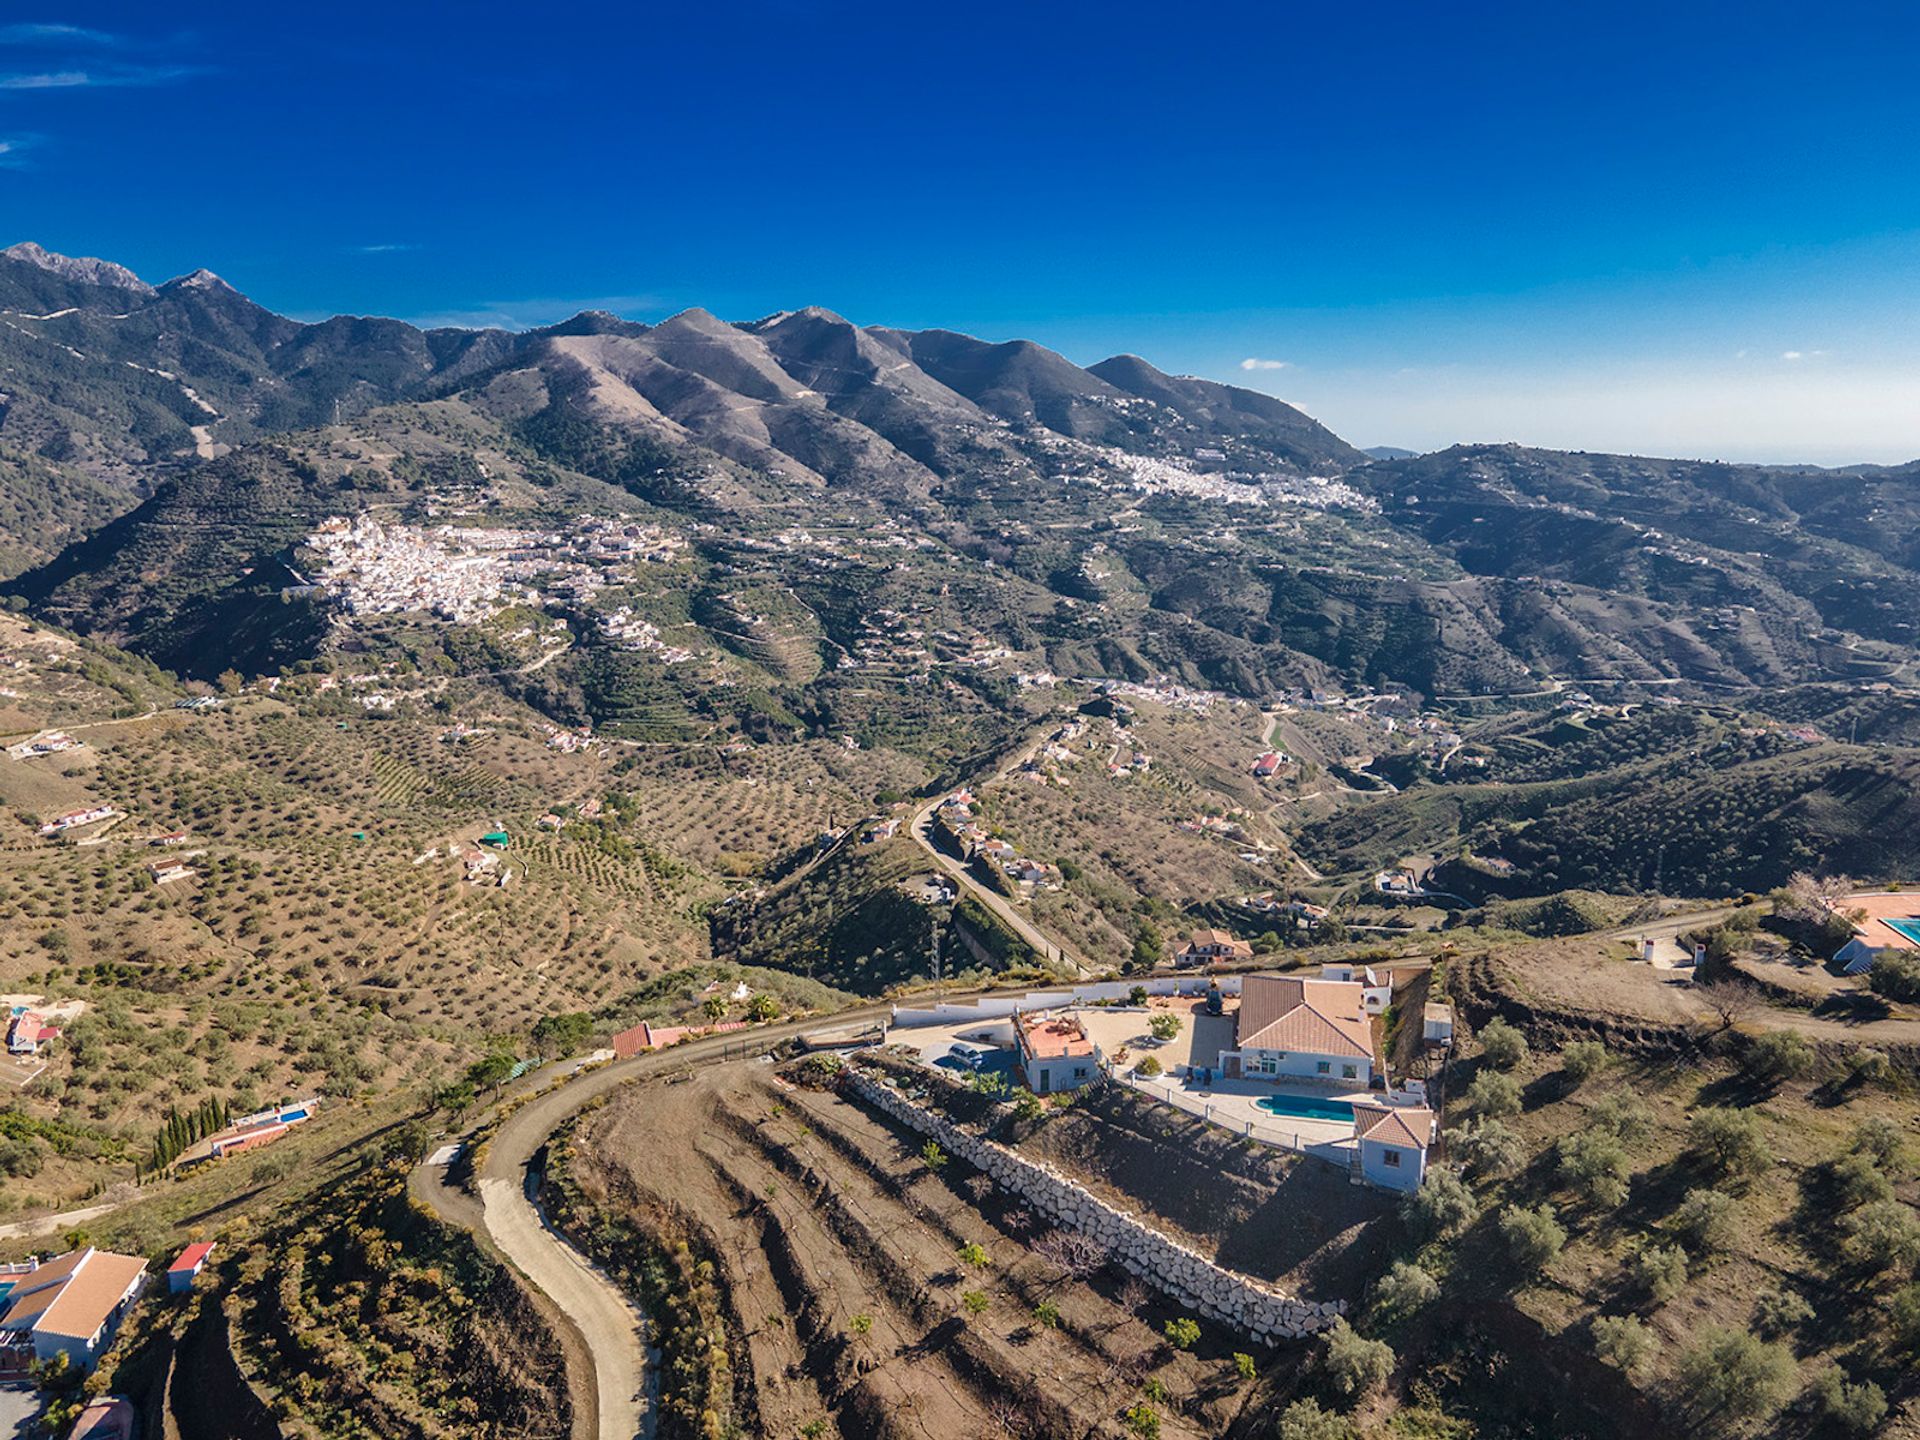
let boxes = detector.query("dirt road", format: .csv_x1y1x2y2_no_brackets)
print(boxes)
0,1200,117,1241
480,1175,652,1440
908,726,1096,976
411,1016,889,1440
908,800,1090,975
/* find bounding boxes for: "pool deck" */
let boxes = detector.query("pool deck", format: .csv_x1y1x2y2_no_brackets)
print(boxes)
1148,1072,1370,1151
1836,892,1920,952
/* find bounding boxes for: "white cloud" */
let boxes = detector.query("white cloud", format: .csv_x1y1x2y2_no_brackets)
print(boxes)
1239,356,1290,371
0,62,198,88
351,243,419,255
1781,350,1803,361
0,134,40,168
0,24,118,46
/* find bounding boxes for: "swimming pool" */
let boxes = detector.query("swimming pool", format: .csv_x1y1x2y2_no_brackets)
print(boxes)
1887,919,1920,946
1255,1093,1356,1124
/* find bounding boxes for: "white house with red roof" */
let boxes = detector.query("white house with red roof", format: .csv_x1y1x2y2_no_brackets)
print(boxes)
1351,1102,1435,1191
7,1009,61,1055
1015,1011,1100,1095
0,1247,149,1370
1176,928,1253,967
36,805,116,837
1219,975,1376,1086
167,1242,216,1294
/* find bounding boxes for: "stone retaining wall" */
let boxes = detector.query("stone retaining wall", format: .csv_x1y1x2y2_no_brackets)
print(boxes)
845,1071,1343,1344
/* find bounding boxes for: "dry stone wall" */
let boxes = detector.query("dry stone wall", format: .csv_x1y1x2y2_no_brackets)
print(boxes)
845,1071,1344,1344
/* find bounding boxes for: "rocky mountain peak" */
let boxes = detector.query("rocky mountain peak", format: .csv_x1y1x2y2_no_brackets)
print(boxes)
1,240,155,296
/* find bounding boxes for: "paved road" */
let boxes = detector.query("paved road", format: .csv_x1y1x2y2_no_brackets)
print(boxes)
0,1383,43,1440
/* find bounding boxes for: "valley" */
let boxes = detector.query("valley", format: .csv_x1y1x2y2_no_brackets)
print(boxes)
0,240,1918,1440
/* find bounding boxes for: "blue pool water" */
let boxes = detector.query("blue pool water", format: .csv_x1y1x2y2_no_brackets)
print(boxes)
1886,919,1920,946
1255,1093,1356,1124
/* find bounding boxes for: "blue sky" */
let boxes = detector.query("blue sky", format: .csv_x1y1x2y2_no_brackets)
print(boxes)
4,2,1918,463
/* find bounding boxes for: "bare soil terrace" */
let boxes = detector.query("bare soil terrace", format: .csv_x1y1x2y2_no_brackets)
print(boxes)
567,1063,1281,1439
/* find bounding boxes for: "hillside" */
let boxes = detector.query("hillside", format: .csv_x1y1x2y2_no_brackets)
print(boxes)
7,243,1919,713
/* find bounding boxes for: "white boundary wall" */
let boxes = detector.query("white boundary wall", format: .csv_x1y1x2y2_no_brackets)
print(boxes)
846,1070,1343,1344
892,976,1240,1030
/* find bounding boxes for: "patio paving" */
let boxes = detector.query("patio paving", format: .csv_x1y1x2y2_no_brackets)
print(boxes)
1123,1071,1369,1152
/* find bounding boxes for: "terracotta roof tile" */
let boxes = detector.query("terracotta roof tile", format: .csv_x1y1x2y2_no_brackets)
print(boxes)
1352,1103,1432,1149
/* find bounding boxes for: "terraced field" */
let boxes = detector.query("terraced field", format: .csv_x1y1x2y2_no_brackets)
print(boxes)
561,1064,1267,1439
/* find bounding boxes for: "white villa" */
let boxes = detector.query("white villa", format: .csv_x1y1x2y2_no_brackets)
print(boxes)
1218,975,1375,1087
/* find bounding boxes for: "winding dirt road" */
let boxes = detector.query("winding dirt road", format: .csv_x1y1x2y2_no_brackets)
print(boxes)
411,1014,893,1440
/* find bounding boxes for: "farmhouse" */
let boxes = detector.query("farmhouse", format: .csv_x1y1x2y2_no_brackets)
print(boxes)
206,1099,319,1159
1319,963,1394,1014
1828,891,1920,975
1218,975,1374,1087
7,1009,61,1055
5,731,79,760
37,805,115,837
1015,1011,1099,1096
0,1247,149,1370
1176,928,1253,967
612,1018,749,1058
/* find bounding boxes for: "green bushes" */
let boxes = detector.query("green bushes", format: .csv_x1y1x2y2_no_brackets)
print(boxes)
1590,1314,1655,1376
1842,1200,1920,1272
1672,1327,1794,1432
1496,1204,1566,1275
1370,1260,1439,1316
1403,1169,1479,1241
1827,1152,1892,1210
1464,1070,1521,1118
1671,1188,1736,1253
1276,1399,1353,1440
1556,1127,1631,1208
1559,1039,1608,1086
1628,1243,1688,1304
1752,1288,1813,1339
1850,1115,1905,1172
1740,1030,1813,1089
1810,1368,1887,1435
1476,1017,1529,1070
1452,1118,1525,1179
1685,1107,1771,1182
1162,1316,1200,1350
1868,950,1920,1003
1320,1319,1393,1399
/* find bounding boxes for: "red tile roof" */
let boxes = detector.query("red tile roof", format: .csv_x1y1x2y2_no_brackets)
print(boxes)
0,1249,147,1343
1236,975,1373,1060
1352,1103,1433,1149
168,1242,216,1274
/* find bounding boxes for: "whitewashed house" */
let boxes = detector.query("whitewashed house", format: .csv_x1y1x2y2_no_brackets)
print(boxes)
1219,975,1374,1086
1351,1103,1434,1191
